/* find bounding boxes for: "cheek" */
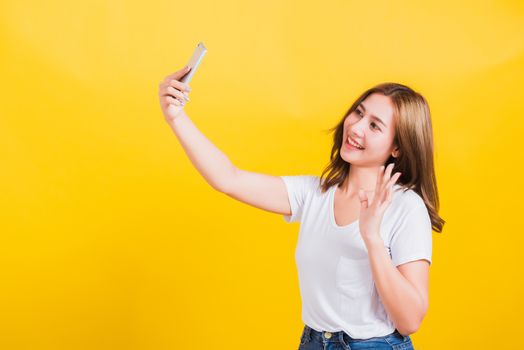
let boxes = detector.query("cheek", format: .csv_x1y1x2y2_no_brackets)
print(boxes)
366,137,390,153
378,137,396,153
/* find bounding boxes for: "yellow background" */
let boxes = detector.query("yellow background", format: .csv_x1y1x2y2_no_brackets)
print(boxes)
1,1,523,349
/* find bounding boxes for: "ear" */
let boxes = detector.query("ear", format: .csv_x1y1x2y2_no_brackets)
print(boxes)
392,146,399,158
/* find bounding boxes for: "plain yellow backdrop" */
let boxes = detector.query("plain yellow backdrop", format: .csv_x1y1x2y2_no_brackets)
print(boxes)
1,1,523,349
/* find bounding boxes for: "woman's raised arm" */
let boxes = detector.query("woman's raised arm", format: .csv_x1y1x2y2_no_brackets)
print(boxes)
158,68,291,216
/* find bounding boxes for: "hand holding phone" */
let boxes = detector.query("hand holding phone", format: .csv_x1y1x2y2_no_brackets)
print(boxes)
158,42,207,122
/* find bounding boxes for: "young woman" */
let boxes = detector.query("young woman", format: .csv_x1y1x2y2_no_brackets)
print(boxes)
158,66,445,350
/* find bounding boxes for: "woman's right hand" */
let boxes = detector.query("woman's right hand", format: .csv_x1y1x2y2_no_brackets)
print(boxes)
158,66,192,123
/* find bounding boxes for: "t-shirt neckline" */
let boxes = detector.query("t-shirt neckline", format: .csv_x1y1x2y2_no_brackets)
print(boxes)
329,185,359,230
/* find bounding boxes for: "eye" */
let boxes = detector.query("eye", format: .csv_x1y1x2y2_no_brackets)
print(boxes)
356,109,381,131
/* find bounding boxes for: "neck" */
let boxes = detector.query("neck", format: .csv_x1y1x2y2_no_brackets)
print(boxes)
339,165,379,197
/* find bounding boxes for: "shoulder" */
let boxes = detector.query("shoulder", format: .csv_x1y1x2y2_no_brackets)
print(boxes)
385,185,433,244
391,184,427,215
280,175,323,198
281,175,321,189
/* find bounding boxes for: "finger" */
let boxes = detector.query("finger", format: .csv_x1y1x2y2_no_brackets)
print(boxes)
382,172,401,204
387,184,392,202
380,185,393,211
166,86,189,103
165,66,191,82
379,163,392,193
167,79,191,93
389,172,401,191
375,164,390,205
376,165,385,191
386,172,402,188
165,95,182,107
358,188,368,209
380,163,394,193
377,182,388,206
165,85,190,101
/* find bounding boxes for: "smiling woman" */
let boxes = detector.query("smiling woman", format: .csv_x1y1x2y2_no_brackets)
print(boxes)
283,82,445,349
320,82,444,234
159,71,444,349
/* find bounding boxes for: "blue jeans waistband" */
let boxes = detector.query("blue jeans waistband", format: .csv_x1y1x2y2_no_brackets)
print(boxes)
302,324,409,343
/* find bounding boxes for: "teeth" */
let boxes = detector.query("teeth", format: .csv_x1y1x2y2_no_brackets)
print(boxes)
347,137,364,149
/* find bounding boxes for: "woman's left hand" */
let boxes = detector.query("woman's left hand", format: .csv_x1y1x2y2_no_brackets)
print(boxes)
358,163,402,244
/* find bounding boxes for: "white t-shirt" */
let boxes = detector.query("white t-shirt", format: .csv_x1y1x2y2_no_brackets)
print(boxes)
280,175,432,339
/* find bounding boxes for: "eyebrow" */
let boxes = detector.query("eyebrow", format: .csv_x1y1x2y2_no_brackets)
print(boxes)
358,103,387,128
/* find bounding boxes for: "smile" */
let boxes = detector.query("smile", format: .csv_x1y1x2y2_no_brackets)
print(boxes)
346,136,365,150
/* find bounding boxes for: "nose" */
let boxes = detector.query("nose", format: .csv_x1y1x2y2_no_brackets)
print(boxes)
349,118,366,138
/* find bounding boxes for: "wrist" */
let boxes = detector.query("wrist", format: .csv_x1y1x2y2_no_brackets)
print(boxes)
167,110,188,126
363,234,384,248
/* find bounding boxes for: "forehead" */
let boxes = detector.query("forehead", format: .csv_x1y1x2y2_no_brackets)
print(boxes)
358,93,395,124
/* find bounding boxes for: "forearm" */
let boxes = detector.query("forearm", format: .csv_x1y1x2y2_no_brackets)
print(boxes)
167,110,236,192
364,236,426,335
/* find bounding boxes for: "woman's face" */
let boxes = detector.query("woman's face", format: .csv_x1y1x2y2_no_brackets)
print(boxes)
341,93,398,166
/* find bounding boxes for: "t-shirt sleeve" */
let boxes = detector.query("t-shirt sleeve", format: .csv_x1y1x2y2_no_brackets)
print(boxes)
389,202,433,267
279,175,317,223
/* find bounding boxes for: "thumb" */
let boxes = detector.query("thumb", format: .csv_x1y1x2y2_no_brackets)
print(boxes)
168,65,191,80
358,188,368,208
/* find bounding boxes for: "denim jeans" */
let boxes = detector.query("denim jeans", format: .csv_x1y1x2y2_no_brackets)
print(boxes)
298,324,414,350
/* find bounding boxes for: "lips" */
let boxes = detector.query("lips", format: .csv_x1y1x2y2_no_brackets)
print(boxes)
346,136,365,150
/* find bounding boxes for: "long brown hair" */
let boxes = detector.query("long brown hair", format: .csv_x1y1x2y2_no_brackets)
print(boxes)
319,82,445,233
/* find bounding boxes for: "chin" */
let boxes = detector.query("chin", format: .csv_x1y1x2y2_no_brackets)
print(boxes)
340,152,358,165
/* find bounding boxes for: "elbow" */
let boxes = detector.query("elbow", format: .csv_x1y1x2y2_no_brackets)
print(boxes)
396,323,419,337
397,310,428,336
210,174,234,193
211,180,228,193
397,292,429,336
213,167,238,194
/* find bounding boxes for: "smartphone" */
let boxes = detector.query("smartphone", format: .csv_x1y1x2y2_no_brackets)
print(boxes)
180,42,207,84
